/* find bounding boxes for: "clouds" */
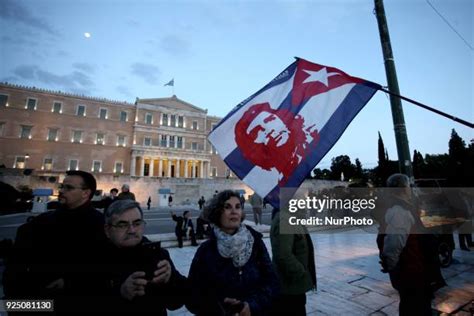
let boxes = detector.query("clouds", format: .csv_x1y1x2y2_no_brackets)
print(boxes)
0,0,59,37
8,64,95,96
130,63,161,84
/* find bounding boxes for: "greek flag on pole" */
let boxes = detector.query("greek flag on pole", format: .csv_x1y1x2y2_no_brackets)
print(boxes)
164,79,174,87
208,58,380,207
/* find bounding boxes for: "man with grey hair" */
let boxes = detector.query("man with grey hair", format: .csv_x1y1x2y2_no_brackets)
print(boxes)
100,200,187,315
118,184,136,201
378,173,444,316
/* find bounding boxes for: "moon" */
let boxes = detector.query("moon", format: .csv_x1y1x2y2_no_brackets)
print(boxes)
84,32,91,38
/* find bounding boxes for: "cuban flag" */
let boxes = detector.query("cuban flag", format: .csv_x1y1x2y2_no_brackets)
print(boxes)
208,58,381,208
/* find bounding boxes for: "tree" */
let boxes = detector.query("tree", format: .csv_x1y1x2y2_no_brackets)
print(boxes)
312,168,331,180
330,155,356,181
412,150,425,179
354,158,363,179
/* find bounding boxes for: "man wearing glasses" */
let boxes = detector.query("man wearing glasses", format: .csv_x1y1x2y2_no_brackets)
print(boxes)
100,199,187,314
3,170,108,313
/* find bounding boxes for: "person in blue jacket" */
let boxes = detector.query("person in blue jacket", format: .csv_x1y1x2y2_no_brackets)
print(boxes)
187,190,279,316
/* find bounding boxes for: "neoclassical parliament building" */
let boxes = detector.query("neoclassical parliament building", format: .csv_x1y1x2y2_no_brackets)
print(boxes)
0,82,231,181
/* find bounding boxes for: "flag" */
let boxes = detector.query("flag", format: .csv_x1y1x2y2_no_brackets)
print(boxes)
164,79,174,87
208,58,381,208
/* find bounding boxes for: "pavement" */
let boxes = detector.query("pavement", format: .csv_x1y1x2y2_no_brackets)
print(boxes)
154,221,474,316
0,218,472,315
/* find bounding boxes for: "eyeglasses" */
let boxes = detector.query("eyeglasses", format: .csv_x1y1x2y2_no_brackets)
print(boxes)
58,183,86,191
110,219,146,230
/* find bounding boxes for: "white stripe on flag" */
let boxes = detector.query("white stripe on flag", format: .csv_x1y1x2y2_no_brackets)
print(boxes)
242,165,282,198
297,83,356,131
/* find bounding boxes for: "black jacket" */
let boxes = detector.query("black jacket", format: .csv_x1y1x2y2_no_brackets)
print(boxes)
187,226,279,316
3,202,107,313
97,237,188,315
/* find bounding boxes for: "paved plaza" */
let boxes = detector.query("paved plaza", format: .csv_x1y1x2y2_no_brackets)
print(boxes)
163,225,474,316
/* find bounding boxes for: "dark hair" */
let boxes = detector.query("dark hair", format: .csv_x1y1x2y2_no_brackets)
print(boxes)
204,190,243,226
105,200,143,225
110,188,119,194
66,170,96,200
183,210,190,217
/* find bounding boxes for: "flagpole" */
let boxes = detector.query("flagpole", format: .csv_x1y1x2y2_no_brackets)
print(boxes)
379,87,474,129
374,0,413,179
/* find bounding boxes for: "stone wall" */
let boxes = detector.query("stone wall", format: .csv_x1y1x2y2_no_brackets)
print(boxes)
0,168,347,208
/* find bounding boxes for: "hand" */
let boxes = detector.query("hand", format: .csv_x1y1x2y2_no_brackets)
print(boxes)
223,298,249,316
150,260,172,284
120,271,147,301
239,302,251,316
45,278,65,292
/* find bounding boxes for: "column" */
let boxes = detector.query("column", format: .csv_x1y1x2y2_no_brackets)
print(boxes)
192,160,196,178
158,159,163,178
184,159,188,178
139,156,145,177
200,160,204,178
176,159,180,178
206,161,210,179
167,159,171,178
130,156,136,176
149,158,154,177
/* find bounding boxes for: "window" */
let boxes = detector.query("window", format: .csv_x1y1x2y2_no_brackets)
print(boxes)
92,160,102,173
178,116,184,128
170,115,176,127
169,136,175,148
145,113,153,125
120,111,128,122
160,135,167,147
117,135,126,147
42,158,53,171
192,142,198,150
162,114,168,126
144,137,152,146
20,125,32,139
0,94,8,107
72,130,83,143
99,108,108,119
47,128,59,142
0,122,5,136
26,98,37,110
76,105,86,116
210,145,218,154
177,136,183,149
114,161,123,174
52,102,62,113
14,156,26,169
211,167,217,177
68,159,79,171
96,133,105,145
192,121,198,130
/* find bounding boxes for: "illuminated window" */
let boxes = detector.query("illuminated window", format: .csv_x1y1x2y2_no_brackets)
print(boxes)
14,156,26,168
20,125,32,139
0,94,9,107
68,159,78,171
43,158,53,171
72,130,82,143
177,136,183,149
92,160,102,173
26,98,37,110
76,105,86,116
96,133,105,145
120,111,128,122
99,108,108,119
114,161,123,173
192,121,198,130
117,135,126,147
48,128,59,142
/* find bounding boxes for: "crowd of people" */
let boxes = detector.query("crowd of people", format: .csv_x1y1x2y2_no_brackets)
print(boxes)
2,170,470,315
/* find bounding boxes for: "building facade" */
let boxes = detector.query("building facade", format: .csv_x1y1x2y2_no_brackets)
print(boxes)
0,82,231,181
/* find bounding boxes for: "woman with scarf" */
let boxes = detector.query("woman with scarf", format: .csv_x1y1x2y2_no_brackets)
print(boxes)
187,190,279,316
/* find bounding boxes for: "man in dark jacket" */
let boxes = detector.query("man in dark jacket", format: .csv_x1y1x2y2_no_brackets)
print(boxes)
270,208,316,316
101,200,187,315
171,210,198,247
3,170,108,313
378,174,445,316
